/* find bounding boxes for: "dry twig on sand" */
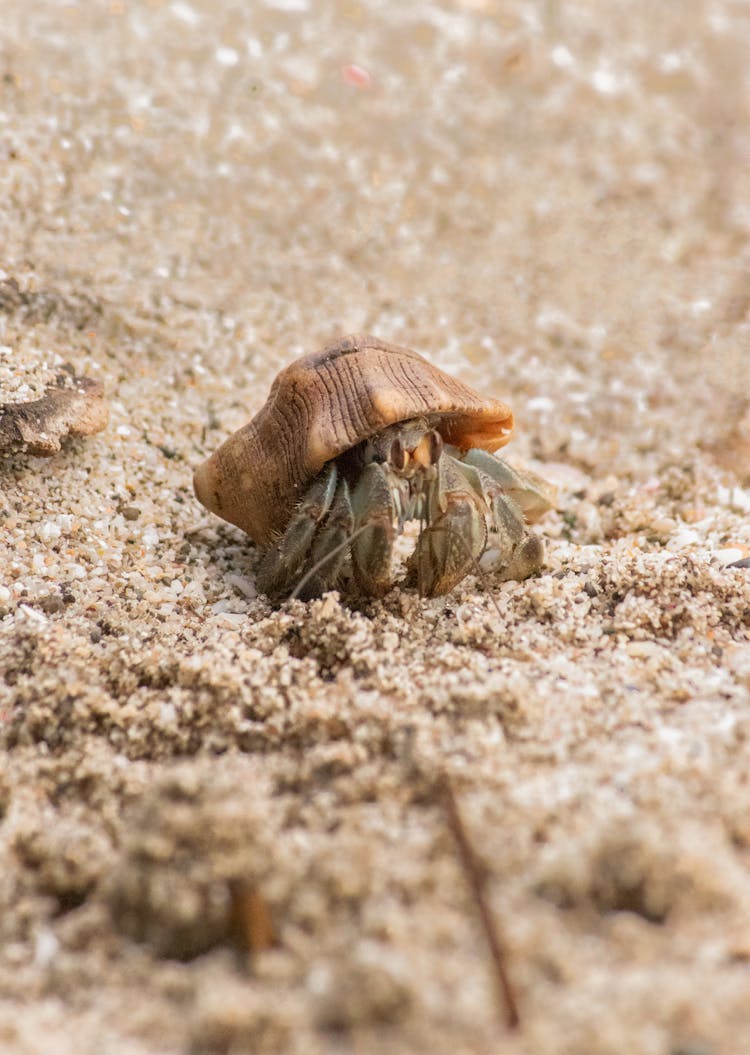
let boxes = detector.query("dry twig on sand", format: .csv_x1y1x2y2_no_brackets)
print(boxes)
441,772,521,1032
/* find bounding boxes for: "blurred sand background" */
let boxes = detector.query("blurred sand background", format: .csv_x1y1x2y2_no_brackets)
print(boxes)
1,1,750,1052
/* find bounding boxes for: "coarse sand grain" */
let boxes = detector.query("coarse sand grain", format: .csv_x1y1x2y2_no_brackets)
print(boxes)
1,2,750,1053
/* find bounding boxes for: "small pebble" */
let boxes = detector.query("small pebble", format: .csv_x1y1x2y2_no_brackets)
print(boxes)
714,545,750,568
728,556,750,570
37,593,64,614
341,63,371,88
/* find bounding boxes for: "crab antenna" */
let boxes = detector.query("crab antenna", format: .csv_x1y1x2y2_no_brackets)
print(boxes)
428,429,443,465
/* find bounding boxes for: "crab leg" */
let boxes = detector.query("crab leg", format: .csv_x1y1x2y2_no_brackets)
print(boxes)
296,478,355,600
495,533,546,582
451,455,524,568
461,449,556,523
350,462,398,596
256,463,338,598
408,456,488,597
458,449,554,581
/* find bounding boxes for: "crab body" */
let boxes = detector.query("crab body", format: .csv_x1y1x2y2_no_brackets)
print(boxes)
193,334,554,599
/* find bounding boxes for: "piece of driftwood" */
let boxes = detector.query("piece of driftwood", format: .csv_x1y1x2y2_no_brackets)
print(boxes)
0,368,108,455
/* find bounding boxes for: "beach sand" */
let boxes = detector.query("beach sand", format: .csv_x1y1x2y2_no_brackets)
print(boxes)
1,2,750,1052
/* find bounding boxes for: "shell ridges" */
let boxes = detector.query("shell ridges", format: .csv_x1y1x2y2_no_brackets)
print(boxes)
193,334,514,545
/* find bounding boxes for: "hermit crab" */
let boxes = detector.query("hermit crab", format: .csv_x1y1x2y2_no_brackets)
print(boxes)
193,334,554,600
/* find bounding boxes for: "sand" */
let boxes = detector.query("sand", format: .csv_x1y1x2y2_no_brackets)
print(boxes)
1,1,750,1052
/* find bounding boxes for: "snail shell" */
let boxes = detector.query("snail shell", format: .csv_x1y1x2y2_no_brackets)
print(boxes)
193,333,514,545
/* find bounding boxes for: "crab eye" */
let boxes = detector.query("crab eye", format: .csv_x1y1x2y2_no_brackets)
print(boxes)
412,429,444,468
389,435,408,471
427,429,443,465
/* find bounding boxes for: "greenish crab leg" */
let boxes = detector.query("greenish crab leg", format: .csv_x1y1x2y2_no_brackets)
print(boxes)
408,455,488,597
451,455,524,568
256,462,338,598
461,449,556,522
459,449,555,581
495,533,546,582
350,462,398,596
296,478,355,600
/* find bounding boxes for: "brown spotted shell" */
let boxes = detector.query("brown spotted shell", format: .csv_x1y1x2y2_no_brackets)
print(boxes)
193,334,515,546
